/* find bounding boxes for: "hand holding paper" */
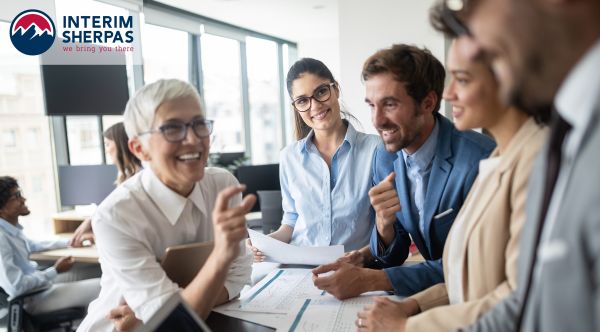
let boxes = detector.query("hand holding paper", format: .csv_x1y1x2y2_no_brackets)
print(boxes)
247,228,344,265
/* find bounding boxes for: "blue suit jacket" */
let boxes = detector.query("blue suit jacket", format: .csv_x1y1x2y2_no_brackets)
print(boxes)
369,113,495,296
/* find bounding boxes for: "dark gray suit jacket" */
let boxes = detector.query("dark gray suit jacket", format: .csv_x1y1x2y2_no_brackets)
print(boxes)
464,99,600,331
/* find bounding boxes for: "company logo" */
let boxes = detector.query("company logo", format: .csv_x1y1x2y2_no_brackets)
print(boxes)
10,9,56,56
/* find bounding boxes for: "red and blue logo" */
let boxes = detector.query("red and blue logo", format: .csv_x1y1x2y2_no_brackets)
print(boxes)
10,9,56,56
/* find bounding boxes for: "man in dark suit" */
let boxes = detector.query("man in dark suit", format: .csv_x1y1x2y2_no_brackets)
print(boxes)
312,44,495,299
440,0,600,331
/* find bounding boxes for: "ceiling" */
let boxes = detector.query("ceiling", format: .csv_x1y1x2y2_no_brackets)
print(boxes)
157,0,339,43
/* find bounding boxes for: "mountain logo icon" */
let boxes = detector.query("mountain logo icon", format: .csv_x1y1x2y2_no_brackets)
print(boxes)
10,9,56,56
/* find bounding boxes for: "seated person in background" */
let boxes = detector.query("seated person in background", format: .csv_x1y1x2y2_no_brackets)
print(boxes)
70,122,143,247
0,176,100,314
247,58,381,265
312,44,495,299
77,79,255,332
355,28,550,332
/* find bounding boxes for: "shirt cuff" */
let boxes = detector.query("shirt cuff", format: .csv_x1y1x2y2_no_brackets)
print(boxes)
376,233,387,255
59,238,70,248
136,290,178,323
224,243,252,300
42,267,58,281
281,219,296,228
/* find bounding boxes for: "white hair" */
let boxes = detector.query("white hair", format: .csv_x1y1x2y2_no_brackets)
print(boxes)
123,79,203,144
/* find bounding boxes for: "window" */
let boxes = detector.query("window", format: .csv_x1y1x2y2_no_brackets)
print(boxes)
140,3,297,161
200,34,245,153
66,116,103,165
246,37,282,164
281,44,295,146
54,0,138,168
141,24,189,84
0,21,57,237
2,129,17,148
102,115,124,164
25,128,40,148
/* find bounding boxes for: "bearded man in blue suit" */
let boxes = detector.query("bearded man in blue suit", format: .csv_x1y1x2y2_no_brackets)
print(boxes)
312,44,495,298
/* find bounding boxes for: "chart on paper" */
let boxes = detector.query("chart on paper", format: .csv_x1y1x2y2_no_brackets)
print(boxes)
233,268,323,314
284,295,380,332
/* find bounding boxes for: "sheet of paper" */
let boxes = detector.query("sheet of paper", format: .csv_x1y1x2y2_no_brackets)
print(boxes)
222,268,323,314
214,267,400,332
281,293,395,332
248,228,344,265
212,306,288,330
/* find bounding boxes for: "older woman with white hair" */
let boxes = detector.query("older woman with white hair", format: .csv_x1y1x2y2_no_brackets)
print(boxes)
78,79,255,332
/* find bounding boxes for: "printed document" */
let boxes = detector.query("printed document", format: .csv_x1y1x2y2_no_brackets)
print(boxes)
214,268,397,331
247,228,344,265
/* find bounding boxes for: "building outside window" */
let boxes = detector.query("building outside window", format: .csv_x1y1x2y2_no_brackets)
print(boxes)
141,23,189,84
246,37,282,164
0,21,57,237
200,33,245,153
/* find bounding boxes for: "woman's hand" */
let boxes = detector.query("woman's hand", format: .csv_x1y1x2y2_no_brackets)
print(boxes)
70,218,95,247
245,238,266,262
356,297,419,332
245,225,293,262
108,302,141,332
212,185,256,264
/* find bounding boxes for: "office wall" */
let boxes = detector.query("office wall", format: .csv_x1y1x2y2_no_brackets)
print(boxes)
337,0,445,134
298,37,341,82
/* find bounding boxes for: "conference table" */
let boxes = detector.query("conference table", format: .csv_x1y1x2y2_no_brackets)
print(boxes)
29,215,423,331
207,312,274,331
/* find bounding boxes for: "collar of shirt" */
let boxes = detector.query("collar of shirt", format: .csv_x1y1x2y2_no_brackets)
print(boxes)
401,119,440,171
141,168,208,226
297,121,357,154
555,39,600,151
0,217,23,236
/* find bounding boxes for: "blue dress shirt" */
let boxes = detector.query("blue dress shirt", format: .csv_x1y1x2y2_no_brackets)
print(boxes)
0,218,69,298
280,122,381,251
402,121,439,238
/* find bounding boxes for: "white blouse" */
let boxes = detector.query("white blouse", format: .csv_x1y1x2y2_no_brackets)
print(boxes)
78,167,252,332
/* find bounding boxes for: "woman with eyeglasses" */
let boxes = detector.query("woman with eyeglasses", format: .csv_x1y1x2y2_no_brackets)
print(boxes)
247,58,381,266
78,79,255,332
354,11,550,332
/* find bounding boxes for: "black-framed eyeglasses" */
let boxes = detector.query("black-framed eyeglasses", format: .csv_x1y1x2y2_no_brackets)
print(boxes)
443,0,471,37
11,190,23,200
140,119,214,143
291,82,336,112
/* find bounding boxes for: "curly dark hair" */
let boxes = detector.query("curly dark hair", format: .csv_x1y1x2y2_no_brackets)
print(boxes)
0,176,18,210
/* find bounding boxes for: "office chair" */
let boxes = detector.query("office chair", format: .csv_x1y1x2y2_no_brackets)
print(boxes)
256,190,283,234
236,164,280,212
0,286,86,332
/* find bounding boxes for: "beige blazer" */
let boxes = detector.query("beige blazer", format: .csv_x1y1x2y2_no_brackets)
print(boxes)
406,119,548,331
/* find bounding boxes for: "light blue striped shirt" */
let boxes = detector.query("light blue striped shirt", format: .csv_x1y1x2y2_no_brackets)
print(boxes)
401,120,439,238
279,122,381,251
0,218,69,298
